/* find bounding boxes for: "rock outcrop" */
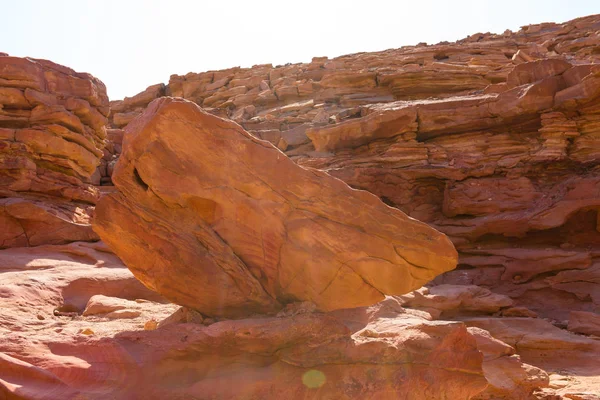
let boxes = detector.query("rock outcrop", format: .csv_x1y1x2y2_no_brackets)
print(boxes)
1,242,597,399
105,14,600,155
2,13,600,400
93,97,457,318
104,13,600,335
299,59,600,324
0,55,109,248
0,266,489,400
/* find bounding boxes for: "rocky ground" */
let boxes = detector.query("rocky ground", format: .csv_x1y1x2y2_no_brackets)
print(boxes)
1,13,600,400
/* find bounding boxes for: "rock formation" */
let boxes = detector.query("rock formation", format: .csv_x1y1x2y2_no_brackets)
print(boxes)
93,97,457,318
0,54,109,248
90,13,600,398
2,13,600,400
105,14,600,329
0,252,488,400
105,14,600,151
300,60,600,324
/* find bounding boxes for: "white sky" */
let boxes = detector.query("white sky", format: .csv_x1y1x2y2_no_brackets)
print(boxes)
2,0,598,100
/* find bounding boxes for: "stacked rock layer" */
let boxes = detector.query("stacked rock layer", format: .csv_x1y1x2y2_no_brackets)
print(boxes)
0,55,109,248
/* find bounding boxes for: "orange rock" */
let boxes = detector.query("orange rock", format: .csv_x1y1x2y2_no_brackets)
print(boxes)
3,14,599,399
398,284,513,318
93,97,457,318
506,58,572,88
143,320,158,330
0,55,108,248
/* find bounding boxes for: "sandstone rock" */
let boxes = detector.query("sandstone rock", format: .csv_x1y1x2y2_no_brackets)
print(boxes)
0,197,98,248
475,355,549,399
306,103,417,152
568,311,600,336
144,320,158,330
469,326,549,399
104,15,600,148
0,295,488,400
104,310,141,319
0,352,83,400
112,110,139,127
0,242,178,399
506,58,572,87
4,14,600,400
96,18,600,396
0,55,108,248
468,327,515,359
0,242,167,318
93,97,457,318
297,59,600,326
500,307,538,318
111,83,165,113
466,317,600,397
463,317,599,354
157,306,204,328
564,393,600,400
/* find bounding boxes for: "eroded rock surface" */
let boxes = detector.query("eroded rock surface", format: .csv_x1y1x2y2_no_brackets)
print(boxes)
297,59,600,322
105,13,600,338
93,97,457,318
0,55,109,248
0,262,488,400
106,14,600,155
0,242,593,399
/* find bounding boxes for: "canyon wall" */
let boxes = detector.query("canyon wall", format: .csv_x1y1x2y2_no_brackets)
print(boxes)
1,14,600,400
105,14,600,328
0,54,109,248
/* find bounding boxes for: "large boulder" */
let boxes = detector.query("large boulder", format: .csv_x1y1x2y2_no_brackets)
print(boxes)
93,97,457,318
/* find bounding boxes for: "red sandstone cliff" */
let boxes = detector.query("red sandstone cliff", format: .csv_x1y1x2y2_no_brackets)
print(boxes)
0,55,108,248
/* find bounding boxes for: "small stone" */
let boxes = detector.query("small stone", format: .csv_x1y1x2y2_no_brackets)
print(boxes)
144,319,158,330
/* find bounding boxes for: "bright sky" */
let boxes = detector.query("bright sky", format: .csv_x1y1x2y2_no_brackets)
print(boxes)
2,0,598,100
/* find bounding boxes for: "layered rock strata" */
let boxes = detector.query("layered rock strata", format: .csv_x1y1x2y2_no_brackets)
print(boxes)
2,14,600,400
89,15,600,397
0,55,109,248
1,244,597,399
106,14,600,155
0,247,488,400
299,59,600,323
105,14,600,328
